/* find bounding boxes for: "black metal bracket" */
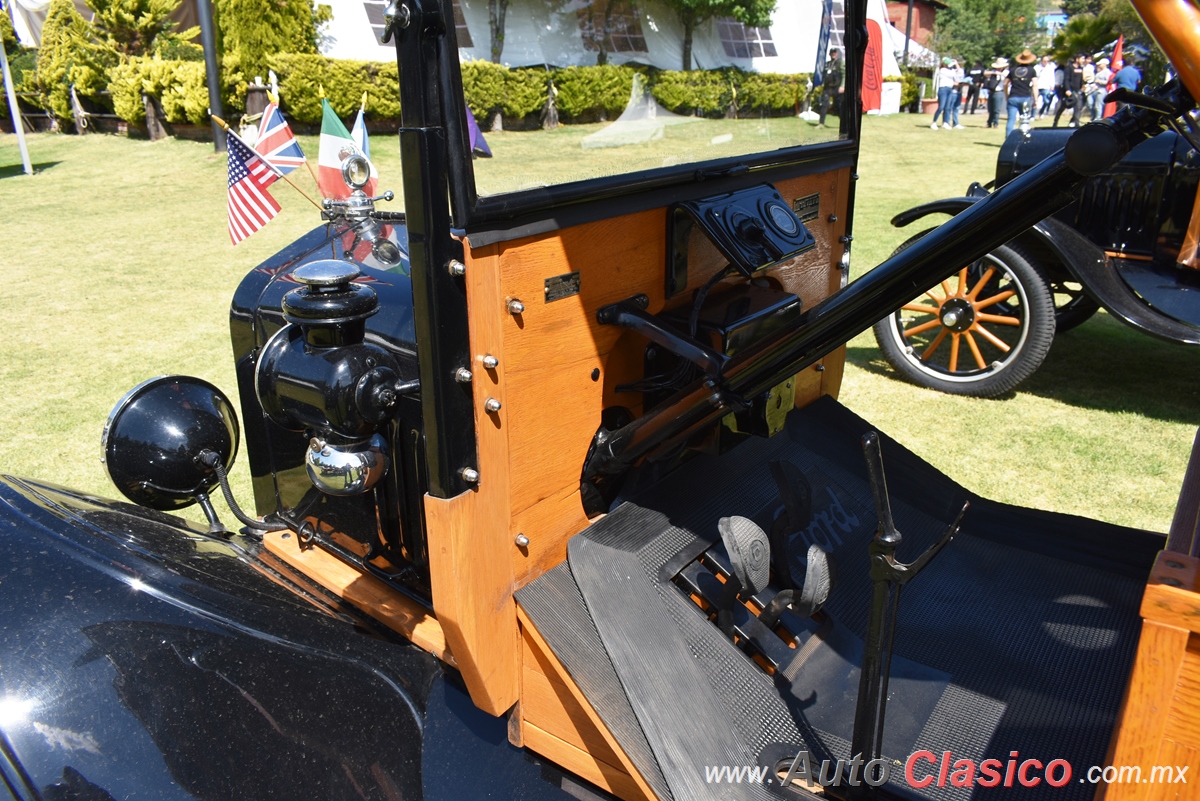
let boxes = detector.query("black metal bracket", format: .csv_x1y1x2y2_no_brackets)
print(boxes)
849,432,968,794
597,294,730,377
392,0,477,499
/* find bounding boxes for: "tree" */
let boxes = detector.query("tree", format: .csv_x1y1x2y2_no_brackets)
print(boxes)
662,0,775,71
488,0,508,62
1049,13,1113,62
87,0,197,56
1,6,19,53
1101,0,1169,83
932,0,1041,67
213,0,328,77
1058,0,1103,18
35,0,116,122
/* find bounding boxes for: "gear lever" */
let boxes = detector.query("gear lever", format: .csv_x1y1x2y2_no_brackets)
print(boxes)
849,432,969,795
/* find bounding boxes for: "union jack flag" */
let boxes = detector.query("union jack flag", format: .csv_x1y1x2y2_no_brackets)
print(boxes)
227,137,280,245
254,102,306,186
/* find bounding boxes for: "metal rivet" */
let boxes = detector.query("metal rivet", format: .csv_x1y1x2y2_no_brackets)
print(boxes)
281,532,291,539
507,298,525,315
1165,560,1185,569
485,398,502,412
447,259,466,276
828,214,838,223
815,364,825,372
515,533,530,548
454,367,473,384
591,368,600,382
481,354,499,369
460,467,480,484
1161,577,1183,587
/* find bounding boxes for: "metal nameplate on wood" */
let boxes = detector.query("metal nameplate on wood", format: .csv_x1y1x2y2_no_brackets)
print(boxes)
794,193,821,224
544,272,581,302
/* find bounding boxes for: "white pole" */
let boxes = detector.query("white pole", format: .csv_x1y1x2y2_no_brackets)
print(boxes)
0,3,32,176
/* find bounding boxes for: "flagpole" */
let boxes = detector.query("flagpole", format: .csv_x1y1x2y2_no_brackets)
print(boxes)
213,115,324,211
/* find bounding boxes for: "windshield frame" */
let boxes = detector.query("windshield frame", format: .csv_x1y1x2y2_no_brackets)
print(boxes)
436,0,867,231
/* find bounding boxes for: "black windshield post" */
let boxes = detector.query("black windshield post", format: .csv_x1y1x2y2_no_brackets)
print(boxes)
393,0,478,499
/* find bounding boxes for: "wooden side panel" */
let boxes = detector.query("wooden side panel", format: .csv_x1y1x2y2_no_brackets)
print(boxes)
1102,552,1200,800
518,606,658,801
522,722,653,801
486,168,854,589
424,243,519,716
1165,638,1200,746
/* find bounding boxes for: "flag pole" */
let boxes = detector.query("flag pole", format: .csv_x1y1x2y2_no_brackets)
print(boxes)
213,114,323,211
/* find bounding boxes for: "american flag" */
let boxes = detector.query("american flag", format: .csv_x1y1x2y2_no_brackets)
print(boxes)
254,102,306,186
227,137,280,245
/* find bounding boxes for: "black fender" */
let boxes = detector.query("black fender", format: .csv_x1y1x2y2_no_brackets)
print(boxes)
0,476,590,801
1031,218,1200,344
890,197,1200,344
889,197,980,229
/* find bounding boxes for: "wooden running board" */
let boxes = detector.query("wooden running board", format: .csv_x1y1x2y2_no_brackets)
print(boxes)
262,530,454,665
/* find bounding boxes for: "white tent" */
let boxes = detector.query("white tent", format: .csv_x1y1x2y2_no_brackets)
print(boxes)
7,0,52,46
322,0,830,75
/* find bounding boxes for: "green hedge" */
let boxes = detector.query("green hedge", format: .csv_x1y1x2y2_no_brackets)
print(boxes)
0,49,39,122
268,53,399,124
460,61,546,119
18,52,816,131
553,64,638,118
651,69,731,115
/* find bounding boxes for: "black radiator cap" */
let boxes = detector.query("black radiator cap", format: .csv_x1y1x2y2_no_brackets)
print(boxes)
282,260,379,325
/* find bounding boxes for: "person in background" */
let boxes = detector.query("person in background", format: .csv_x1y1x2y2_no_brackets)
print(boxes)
1092,56,1112,120
932,57,957,129
817,48,844,127
1006,49,1038,136
1054,53,1085,127
1114,58,1141,93
985,57,1008,128
949,59,966,128
966,61,985,114
1081,54,1097,119
1036,54,1057,118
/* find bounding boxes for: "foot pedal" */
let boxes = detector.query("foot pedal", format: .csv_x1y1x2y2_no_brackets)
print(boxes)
719,515,770,595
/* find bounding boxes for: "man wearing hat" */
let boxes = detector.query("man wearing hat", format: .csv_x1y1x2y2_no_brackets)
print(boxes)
984,57,1008,128
1006,49,1038,136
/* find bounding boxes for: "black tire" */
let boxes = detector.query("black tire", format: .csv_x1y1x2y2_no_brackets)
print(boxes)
1040,268,1100,332
872,232,1056,397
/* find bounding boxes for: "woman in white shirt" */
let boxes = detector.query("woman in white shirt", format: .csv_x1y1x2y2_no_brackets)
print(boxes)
931,58,958,129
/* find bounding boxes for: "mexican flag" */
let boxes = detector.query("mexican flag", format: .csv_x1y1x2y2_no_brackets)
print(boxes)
318,98,378,199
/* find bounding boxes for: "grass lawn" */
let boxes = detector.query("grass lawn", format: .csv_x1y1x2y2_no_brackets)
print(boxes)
1,109,1196,533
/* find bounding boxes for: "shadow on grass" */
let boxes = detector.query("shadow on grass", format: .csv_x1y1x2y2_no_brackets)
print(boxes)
0,161,62,178
846,312,1200,426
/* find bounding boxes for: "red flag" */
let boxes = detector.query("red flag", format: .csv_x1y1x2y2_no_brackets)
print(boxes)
1104,35,1124,118
227,136,280,245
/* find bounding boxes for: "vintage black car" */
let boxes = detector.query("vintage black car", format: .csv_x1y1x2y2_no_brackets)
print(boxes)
3,0,1200,799
873,126,1200,396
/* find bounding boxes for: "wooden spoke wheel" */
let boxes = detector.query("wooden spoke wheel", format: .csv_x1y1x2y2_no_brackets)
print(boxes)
873,237,1056,397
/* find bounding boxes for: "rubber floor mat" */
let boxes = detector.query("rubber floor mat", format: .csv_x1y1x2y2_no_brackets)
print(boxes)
518,396,1163,801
